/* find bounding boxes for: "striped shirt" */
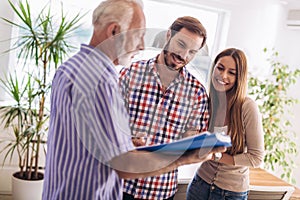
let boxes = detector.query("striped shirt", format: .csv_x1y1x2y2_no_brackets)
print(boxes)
119,56,209,199
42,44,134,200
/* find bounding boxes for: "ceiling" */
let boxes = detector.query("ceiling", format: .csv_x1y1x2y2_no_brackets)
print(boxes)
206,0,300,9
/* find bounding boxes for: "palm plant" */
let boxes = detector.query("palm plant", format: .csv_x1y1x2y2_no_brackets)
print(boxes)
0,73,38,179
0,0,83,180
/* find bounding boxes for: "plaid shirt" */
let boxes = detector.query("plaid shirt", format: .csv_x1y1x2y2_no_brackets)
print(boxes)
119,56,209,199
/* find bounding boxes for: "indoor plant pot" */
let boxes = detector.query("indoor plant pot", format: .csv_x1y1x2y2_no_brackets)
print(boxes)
12,171,44,200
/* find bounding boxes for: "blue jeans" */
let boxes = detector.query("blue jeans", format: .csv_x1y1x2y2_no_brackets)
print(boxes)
186,174,248,200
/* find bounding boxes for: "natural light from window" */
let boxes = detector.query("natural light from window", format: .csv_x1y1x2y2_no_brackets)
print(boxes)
9,0,225,95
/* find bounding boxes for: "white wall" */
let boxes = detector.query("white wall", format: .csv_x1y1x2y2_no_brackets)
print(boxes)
224,1,300,188
275,4,300,187
0,0,15,101
0,0,17,193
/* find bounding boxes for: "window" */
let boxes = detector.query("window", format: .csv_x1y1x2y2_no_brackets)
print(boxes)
1,0,227,98
144,0,220,55
140,0,225,85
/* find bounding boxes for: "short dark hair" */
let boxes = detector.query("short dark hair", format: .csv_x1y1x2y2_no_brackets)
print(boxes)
169,16,207,49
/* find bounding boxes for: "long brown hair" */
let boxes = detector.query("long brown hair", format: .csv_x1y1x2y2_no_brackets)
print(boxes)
208,48,248,155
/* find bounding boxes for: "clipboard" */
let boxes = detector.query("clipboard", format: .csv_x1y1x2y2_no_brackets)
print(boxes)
136,131,231,155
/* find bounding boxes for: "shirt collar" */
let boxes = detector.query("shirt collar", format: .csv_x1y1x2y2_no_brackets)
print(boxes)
80,44,119,79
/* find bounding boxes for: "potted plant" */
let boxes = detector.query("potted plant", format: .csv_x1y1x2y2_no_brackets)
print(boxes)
248,48,300,184
0,72,43,199
0,0,83,199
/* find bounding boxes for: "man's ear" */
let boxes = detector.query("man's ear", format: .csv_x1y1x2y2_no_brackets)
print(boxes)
107,22,120,38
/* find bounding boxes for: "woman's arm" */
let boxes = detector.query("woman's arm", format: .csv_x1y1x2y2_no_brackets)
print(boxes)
232,98,265,167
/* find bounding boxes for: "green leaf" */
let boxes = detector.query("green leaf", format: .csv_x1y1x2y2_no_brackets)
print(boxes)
248,48,300,184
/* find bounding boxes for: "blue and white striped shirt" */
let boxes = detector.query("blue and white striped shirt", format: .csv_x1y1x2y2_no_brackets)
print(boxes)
42,44,134,200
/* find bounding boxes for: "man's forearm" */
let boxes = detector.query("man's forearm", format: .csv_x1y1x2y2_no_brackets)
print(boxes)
110,147,226,179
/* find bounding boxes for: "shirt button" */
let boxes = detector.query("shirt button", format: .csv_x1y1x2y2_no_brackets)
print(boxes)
211,186,215,190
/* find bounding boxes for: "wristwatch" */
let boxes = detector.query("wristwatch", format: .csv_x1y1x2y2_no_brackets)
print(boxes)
213,152,222,162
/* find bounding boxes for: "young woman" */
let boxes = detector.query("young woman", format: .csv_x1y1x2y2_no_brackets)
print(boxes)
186,48,265,200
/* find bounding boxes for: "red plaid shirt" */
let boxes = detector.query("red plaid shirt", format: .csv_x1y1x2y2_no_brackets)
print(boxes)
119,56,209,199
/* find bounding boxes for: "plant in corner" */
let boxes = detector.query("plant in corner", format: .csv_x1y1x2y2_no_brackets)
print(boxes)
248,48,300,184
0,0,83,184
0,72,38,177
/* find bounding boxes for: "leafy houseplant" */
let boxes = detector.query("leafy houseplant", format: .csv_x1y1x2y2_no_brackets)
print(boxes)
0,72,38,178
248,48,300,184
0,0,83,181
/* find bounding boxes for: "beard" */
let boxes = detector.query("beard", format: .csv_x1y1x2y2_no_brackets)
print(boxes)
163,41,186,71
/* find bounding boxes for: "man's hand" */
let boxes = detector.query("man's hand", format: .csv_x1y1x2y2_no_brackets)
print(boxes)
111,146,226,179
182,130,198,138
132,132,148,147
178,146,227,166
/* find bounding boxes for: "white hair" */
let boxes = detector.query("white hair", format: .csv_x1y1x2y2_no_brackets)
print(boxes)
92,0,143,31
